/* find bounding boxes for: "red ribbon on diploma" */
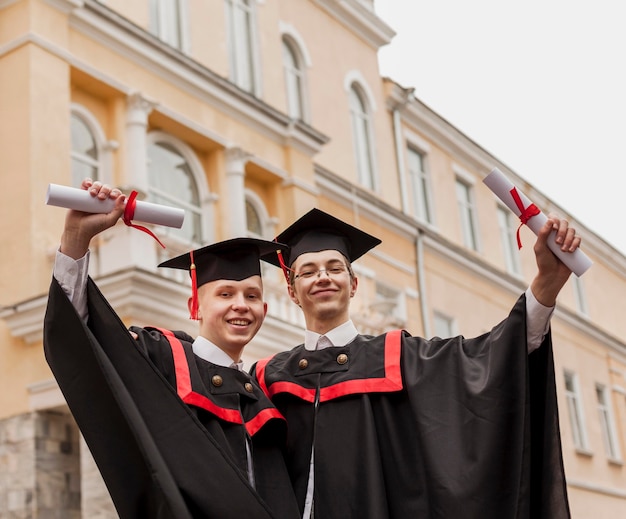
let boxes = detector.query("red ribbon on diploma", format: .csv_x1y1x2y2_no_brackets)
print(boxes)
509,187,540,249
123,191,166,248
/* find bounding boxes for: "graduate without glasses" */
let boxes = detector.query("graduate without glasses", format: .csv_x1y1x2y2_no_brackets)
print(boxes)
44,179,300,519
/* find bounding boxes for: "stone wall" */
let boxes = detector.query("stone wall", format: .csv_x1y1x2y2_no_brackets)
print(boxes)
0,410,113,519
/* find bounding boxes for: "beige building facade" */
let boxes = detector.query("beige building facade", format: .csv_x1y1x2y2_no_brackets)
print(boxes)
0,0,625,517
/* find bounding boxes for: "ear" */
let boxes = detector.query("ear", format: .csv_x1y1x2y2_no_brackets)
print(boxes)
287,283,300,306
188,297,201,320
263,301,268,317
350,276,358,298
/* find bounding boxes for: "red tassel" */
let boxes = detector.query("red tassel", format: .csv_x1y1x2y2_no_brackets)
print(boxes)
276,248,290,285
189,250,199,320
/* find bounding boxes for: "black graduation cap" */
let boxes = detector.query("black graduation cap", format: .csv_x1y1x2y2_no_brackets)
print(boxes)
158,237,288,319
264,208,381,270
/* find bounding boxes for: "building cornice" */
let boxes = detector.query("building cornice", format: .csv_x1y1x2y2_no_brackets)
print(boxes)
385,79,626,278
64,0,329,156
313,0,395,49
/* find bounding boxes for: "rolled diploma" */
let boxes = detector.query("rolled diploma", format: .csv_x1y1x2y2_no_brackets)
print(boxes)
483,168,592,277
46,184,185,229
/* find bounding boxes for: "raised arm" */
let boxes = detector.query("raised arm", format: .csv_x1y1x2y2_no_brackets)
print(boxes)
530,213,581,307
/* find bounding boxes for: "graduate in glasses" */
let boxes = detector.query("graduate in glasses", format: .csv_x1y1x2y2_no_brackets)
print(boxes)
44,179,299,519
252,208,576,519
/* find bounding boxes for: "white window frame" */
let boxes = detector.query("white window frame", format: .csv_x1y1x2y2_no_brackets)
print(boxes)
70,104,111,186
281,36,307,121
596,383,621,461
433,310,456,338
149,0,190,52
455,174,479,251
406,146,433,224
572,276,589,315
146,132,213,257
371,281,407,328
279,23,311,123
244,188,271,239
225,0,261,95
564,370,590,452
346,75,377,191
497,205,522,275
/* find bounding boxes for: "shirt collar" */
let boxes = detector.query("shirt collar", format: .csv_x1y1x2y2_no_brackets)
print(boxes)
192,336,245,371
304,320,359,351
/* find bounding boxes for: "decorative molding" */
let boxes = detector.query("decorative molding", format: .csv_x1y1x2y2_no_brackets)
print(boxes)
567,478,626,499
0,0,20,11
67,0,329,157
44,0,83,14
313,0,395,49
278,21,313,67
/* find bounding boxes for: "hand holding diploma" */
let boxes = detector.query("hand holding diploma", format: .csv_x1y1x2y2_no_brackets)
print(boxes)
46,183,184,229
483,167,592,277
52,179,184,259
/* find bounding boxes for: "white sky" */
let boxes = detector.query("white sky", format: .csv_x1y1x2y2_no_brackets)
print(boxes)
375,1,626,257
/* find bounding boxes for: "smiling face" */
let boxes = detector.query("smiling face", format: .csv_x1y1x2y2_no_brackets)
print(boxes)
288,249,358,334
191,275,267,362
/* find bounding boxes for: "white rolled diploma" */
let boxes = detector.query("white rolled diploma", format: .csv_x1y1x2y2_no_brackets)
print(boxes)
483,167,592,277
46,184,185,229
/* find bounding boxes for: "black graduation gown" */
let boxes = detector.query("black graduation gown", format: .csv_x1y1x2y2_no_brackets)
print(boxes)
252,294,571,519
44,277,299,519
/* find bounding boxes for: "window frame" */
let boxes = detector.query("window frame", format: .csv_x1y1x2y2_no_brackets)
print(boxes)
406,146,433,224
225,0,261,95
595,383,621,461
564,370,590,452
348,82,377,190
497,204,522,275
149,0,190,52
455,175,479,251
572,276,589,315
145,131,211,252
70,104,109,187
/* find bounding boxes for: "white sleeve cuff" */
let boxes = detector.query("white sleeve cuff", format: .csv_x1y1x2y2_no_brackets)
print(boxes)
525,287,554,353
53,249,90,321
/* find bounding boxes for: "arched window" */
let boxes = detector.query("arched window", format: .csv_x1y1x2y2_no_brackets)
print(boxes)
349,84,376,189
246,200,263,236
147,137,203,245
282,37,305,120
70,113,100,186
244,189,270,238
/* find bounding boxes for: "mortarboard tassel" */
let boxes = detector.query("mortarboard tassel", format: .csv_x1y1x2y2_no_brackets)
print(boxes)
275,247,290,285
189,249,199,320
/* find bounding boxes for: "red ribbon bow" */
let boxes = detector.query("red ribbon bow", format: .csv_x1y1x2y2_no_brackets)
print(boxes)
509,187,540,249
123,191,166,249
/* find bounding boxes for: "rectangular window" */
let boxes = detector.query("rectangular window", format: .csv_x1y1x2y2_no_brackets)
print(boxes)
455,179,478,251
573,276,589,315
226,0,256,93
150,0,186,50
407,147,432,224
564,371,588,450
433,311,455,338
596,384,620,460
372,282,406,327
497,206,521,275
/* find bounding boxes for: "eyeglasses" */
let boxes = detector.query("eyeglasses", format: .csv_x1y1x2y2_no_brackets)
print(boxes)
293,264,348,280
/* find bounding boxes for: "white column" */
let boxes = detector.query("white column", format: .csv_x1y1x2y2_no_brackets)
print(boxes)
98,92,158,275
224,147,249,237
125,92,156,197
